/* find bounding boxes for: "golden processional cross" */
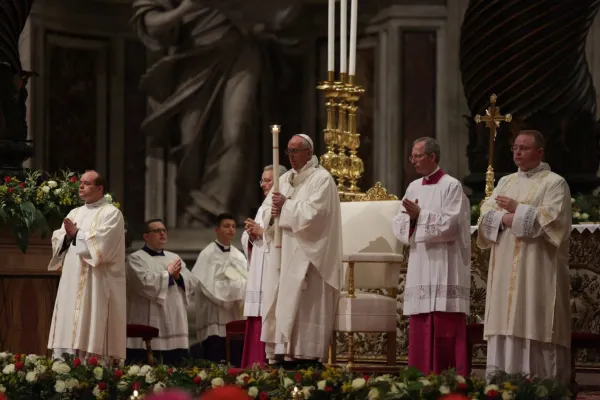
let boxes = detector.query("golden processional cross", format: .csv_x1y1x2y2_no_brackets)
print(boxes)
474,94,512,200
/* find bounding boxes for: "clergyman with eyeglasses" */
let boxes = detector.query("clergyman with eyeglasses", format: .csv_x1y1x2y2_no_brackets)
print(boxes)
240,164,287,368
392,137,472,376
260,134,342,368
125,219,199,366
477,130,572,384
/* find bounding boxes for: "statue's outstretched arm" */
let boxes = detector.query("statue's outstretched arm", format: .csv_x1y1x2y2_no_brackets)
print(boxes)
143,0,199,37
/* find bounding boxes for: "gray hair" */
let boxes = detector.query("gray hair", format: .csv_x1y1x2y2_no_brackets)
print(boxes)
264,164,288,176
518,130,545,149
413,136,441,163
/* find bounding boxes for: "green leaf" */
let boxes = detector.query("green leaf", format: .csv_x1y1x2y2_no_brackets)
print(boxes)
0,207,7,223
13,223,29,253
19,201,37,228
34,209,50,239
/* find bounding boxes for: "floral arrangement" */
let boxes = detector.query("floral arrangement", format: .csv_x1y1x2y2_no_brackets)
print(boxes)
0,352,571,400
469,195,599,226
0,170,120,253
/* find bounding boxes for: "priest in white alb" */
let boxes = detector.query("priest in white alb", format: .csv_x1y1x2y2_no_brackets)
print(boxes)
126,218,199,366
392,137,471,376
190,213,248,364
240,164,288,368
477,130,572,384
260,134,342,368
47,170,126,365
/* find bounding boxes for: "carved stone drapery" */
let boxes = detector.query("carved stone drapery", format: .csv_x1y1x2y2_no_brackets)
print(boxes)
339,225,600,367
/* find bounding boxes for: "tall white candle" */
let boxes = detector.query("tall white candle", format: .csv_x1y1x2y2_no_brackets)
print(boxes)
340,0,347,74
270,125,282,270
328,0,335,72
349,0,358,76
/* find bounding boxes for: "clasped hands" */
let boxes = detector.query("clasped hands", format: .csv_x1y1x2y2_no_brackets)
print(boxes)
271,191,287,217
401,198,420,221
244,218,264,240
64,218,79,240
167,258,182,280
496,195,518,227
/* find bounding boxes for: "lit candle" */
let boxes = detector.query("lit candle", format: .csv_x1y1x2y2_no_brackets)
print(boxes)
328,0,335,73
349,0,358,76
340,0,347,74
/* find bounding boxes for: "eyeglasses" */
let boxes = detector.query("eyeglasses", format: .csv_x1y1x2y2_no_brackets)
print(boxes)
259,179,273,185
147,228,167,234
511,145,533,152
408,153,429,162
285,148,309,155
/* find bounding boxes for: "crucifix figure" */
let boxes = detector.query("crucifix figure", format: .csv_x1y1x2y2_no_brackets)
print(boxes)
474,94,512,200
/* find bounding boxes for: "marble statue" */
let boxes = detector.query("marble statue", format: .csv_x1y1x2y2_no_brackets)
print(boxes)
131,0,301,227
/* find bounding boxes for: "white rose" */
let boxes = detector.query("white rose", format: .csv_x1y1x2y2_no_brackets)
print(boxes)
48,180,58,188
128,365,140,376
419,378,431,386
571,198,576,204
581,213,590,220
34,364,47,374
485,384,500,395
374,375,390,382
0,384,5,393
93,366,104,380
65,378,79,390
574,212,581,218
302,386,314,397
211,377,225,388
456,375,466,384
41,186,50,193
198,370,208,380
236,373,249,385
104,194,113,202
117,380,129,391
145,371,157,383
439,385,451,394
368,388,380,399
502,391,514,400
154,382,166,392
25,354,39,365
2,364,14,374
0,353,8,360
283,377,294,388
51,361,70,375
351,378,366,390
26,371,37,383
55,380,67,393
138,365,152,376
248,386,259,398
54,189,62,196
317,380,327,390
92,385,101,398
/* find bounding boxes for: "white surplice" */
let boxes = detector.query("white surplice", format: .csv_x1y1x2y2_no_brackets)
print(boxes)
260,156,342,362
190,241,248,343
126,248,199,350
392,171,471,316
241,204,267,317
47,197,126,363
477,163,572,384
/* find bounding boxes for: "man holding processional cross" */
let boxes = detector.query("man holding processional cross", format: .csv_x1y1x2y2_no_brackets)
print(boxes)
476,96,572,383
260,130,342,367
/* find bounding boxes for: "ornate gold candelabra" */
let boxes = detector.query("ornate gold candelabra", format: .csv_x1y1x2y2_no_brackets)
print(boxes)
474,94,512,201
318,72,366,200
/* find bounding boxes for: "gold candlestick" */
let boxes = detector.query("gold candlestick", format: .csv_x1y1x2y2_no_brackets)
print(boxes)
345,75,365,196
335,73,350,194
318,71,340,178
474,94,512,201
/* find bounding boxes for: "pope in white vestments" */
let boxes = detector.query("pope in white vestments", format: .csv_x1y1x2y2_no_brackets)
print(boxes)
126,219,199,366
240,164,288,368
191,213,248,364
477,130,572,384
261,134,342,367
392,137,471,376
47,170,126,364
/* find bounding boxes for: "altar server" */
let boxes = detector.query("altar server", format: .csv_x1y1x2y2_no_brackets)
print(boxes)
191,213,248,364
47,170,126,365
477,130,572,384
126,219,199,365
240,164,288,368
392,137,471,376
261,134,342,367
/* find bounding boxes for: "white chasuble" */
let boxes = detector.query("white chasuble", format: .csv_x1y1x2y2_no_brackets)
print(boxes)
392,171,471,315
190,242,248,343
126,249,199,350
477,163,572,383
241,204,268,317
47,197,126,362
260,156,342,362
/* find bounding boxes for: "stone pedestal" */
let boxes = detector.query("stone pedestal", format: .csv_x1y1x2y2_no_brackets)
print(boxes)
0,231,59,356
